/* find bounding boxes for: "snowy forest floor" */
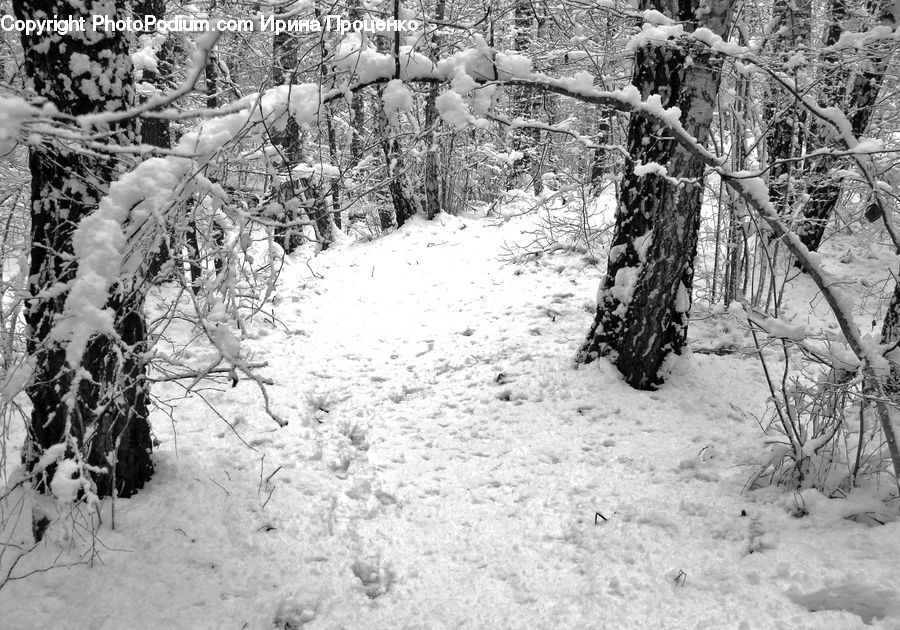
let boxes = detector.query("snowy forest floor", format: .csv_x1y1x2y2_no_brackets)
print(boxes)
5,211,900,629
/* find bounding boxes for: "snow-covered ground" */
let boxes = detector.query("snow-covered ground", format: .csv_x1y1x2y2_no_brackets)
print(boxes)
3,212,900,629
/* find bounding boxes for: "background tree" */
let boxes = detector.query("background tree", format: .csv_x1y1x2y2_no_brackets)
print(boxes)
762,0,810,218
797,0,896,251
505,0,543,194
423,0,447,219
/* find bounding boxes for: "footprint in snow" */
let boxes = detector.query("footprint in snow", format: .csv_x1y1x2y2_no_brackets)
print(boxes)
351,556,395,599
787,582,899,625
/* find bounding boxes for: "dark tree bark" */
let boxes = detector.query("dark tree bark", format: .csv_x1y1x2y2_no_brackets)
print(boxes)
373,4,417,230
134,0,171,149
271,9,334,251
723,57,751,306
205,38,230,273
347,0,366,174
506,0,543,194
589,108,614,195
314,4,342,231
576,0,735,389
376,95,417,229
16,0,153,497
271,13,306,252
349,92,366,170
797,0,895,251
134,0,200,294
881,277,900,366
185,219,204,289
763,0,810,215
423,0,447,219
860,272,900,482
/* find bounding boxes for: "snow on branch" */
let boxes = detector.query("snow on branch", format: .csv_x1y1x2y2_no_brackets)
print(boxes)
53,79,324,368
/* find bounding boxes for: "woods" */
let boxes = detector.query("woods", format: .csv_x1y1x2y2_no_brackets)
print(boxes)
0,0,899,625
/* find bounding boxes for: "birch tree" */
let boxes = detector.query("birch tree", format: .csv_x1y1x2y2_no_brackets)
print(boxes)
575,0,736,389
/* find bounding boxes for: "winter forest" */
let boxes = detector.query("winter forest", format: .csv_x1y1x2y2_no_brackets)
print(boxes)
0,0,899,625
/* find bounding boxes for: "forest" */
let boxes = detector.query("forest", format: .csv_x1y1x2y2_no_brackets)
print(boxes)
0,0,899,626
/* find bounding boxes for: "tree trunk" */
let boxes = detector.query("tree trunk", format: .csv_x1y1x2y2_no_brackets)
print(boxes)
271,12,306,252
576,0,735,389
589,108,613,194
879,275,900,409
347,0,367,176
270,8,333,251
325,107,341,231
204,41,231,271
16,0,153,497
797,0,895,251
763,0,810,216
376,94,417,229
374,10,417,230
185,220,204,289
423,0,447,219
314,3,340,241
135,0,171,149
506,0,543,194
724,64,750,305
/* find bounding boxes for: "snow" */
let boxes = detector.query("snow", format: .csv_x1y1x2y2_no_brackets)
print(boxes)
131,35,160,77
854,138,884,154
828,25,897,51
609,243,627,264
0,96,41,156
729,301,749,323
633,161,668,177
819,106,855,145
641,9,675,25
691,27,748,55
5,213,900,628
762,316,808,342
68,52,92,76
333,33,393,83
434,36,496,81
787,581,900,623
471,83,497,115
784,52,807,70
634,230,653,263
292,162,340,179
435,90,472,129
567,70,595,93
31,442,68,475
0,358,32,401
380,79,412,115
674,281,690,313
494,52,533,79
50,210,126,366
49,459,83,503
449,65,477,94
610,265,641,304
617,84,642,106
628,24,685,50
730,172,772,209
640,94,682,128
332,34,435,84
212,322,242,361
135,81,159,98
